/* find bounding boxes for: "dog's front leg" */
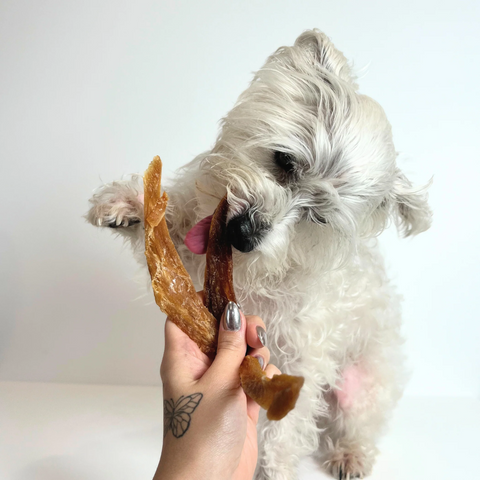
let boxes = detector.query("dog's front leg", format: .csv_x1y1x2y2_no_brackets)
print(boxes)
86,175,144,229
86,175,147,263
318,349,405,479
85,170,202,270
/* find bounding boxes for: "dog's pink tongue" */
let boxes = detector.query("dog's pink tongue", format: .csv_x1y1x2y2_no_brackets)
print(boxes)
184,215,213,254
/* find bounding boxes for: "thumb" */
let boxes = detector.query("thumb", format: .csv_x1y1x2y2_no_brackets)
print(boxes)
204,302,247,386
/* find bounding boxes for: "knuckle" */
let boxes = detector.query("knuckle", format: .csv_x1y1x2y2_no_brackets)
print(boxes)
219,333,243,353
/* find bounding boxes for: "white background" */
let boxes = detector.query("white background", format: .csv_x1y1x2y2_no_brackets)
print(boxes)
1,0,479,399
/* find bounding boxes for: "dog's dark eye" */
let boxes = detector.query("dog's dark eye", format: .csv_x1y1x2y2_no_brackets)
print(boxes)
274,151,295,173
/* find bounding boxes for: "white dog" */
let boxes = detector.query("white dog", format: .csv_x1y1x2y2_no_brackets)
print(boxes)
87,30,431,479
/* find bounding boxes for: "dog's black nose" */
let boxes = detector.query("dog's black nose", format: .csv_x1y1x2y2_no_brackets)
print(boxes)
227,213,257,253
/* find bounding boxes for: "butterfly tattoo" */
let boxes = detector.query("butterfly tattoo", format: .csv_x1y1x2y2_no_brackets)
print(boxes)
163,392,203,439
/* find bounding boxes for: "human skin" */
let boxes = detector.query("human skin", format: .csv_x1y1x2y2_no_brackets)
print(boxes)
153,302,280,480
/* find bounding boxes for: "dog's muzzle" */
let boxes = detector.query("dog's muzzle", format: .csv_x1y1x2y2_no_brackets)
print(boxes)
227,212,266,253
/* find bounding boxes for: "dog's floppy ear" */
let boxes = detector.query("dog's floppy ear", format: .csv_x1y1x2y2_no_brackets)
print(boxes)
294,29,356,86
390,168,432,237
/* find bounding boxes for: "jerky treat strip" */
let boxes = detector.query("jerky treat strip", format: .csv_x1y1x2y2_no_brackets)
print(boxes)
203,195,305,421
239,356,304,421
144,156,218,358
203,195,236,320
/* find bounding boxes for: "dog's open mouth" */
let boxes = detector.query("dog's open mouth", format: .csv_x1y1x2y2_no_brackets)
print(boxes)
184,215,213,254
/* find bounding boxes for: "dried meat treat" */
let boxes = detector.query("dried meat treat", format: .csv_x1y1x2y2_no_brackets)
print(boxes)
239,356,304,421
144,156,218,358
203,192,305,421
203,195,236,321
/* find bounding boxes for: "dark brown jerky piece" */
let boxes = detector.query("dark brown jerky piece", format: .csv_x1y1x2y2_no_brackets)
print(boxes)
203,196,304,420
203,195,236,321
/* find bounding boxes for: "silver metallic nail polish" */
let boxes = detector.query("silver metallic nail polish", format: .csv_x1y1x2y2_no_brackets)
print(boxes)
254,356,265,370
256,326,267,346
224,301,241,331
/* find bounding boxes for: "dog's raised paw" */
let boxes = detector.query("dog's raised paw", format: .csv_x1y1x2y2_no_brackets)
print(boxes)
107,218,141,228
86,176,144,230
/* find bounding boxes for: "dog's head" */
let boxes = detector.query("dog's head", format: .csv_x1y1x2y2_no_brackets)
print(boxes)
198,30,431,279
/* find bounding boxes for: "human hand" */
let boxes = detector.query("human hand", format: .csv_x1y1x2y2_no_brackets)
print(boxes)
153,300,281,480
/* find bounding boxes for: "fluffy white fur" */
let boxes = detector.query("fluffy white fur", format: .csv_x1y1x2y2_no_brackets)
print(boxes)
86,30,431,479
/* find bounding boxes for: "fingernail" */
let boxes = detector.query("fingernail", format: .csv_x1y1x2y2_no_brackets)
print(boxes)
256,326,267,346
253,355,265,370
224,301,241,331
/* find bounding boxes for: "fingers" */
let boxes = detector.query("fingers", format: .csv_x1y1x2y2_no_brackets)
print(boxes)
245,315,269,370
247,347,270,370
166,296,274,398
265,363,281,379
216,302,247,363
246,315,267,349
203,302,247,387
